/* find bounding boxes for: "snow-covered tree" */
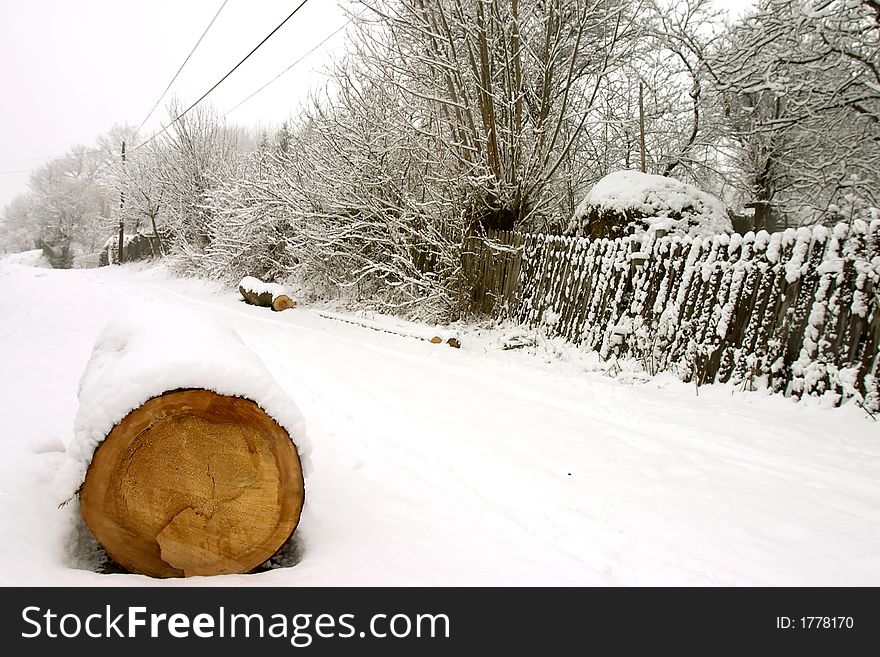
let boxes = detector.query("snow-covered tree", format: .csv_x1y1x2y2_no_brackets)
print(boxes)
148,101,240,261
338,0,643,232
12,146,116,266
712,0,880,226
0,195,40,254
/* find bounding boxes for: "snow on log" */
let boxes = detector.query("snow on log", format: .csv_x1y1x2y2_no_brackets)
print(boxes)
239,276,296,311
65,303,310,578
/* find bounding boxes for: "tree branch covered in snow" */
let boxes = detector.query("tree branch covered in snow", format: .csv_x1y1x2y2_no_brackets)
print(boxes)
712,0,880,226
2,0,878,325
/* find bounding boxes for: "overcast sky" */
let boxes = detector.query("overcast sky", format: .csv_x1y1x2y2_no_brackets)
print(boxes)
0,0,756,210
0,0,349,207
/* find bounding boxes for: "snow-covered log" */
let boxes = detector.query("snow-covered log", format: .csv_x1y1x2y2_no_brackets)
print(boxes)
67,304,309,578
239,276,296,312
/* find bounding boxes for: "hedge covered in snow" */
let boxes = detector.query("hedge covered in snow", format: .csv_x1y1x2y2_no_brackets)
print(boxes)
566,170,732,239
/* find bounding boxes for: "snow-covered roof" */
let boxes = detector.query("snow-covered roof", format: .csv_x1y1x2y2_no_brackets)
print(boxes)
572,170,731,237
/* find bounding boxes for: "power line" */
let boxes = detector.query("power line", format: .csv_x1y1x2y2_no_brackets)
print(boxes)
4,0,327,176
134,0,313,152
0,155,73,166
0,1,230,176
0,148,116,175
225,18,351,116
0,148,108,167
135,0,230,135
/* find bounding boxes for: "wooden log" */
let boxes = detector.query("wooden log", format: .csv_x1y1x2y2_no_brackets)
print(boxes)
239,276,296,311
80,389,304,578
68,303,310,578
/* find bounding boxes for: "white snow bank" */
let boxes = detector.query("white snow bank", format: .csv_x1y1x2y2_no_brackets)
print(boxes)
60,302,311,496
240,276,292,302
3,264,880,586
0,249,52,268
571,170,731,237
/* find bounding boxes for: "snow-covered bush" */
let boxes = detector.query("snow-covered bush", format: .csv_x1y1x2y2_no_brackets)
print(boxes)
566,170,732,239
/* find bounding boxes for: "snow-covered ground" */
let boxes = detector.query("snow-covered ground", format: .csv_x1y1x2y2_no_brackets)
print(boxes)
0,259,878,586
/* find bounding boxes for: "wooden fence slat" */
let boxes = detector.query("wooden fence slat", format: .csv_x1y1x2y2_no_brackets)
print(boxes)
463,222,879,409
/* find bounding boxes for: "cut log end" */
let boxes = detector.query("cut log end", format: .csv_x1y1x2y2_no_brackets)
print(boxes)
271,295,296,312
79,389,304,578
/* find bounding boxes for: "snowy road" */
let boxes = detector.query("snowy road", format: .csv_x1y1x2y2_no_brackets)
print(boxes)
1,260,878,586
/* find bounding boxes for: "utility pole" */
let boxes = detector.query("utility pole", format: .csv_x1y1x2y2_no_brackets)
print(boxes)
117,140,126,264
638,79,647,174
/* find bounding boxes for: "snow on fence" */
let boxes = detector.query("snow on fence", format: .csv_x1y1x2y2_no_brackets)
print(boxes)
463,221,880,410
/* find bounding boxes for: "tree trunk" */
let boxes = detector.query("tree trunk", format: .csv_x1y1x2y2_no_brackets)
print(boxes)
79,389,305,578
638,79,647,173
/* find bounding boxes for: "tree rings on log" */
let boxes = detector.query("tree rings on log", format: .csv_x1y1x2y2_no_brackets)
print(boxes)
271,295,296,311
79,389,305,578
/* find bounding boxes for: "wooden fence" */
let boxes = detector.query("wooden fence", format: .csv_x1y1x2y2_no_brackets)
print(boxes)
462,222,880,410
100,232,166,266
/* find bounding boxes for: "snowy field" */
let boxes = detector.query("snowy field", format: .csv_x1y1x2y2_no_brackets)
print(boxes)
0,257,878,586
